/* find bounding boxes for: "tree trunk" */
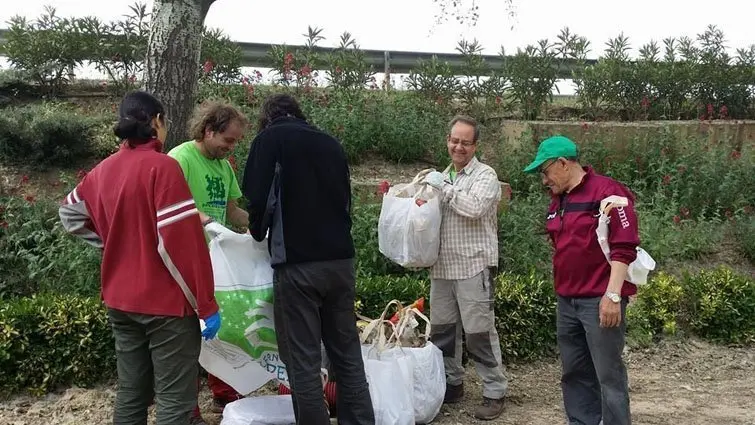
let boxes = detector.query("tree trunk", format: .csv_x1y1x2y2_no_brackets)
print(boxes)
144,0,215,151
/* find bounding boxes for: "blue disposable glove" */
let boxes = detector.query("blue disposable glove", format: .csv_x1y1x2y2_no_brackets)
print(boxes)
424,171,446,189
201,311,222,340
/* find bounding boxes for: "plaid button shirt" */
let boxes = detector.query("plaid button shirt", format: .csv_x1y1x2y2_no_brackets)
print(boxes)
430,157,501,280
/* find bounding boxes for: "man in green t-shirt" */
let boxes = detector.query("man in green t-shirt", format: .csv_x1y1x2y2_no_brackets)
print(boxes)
167,101,249,424
169,103,249,231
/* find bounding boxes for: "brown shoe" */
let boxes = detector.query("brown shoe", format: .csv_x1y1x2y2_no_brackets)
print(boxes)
474,397,505,420
444,383,464,404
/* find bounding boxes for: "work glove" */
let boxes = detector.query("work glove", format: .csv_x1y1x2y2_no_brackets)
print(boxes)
201,311,222,340
424,171,446,190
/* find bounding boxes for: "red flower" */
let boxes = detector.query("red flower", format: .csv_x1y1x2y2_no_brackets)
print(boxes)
706,103,714,116
680,207,690,218
0,221,7,229
662,175,671,185
730,150,741,160
503,185,513,200
228,155,237,171
673,215,681,224
335,66,342,74
203,60,215,74
581,122,589,131
299,65,312,77
24,195,35,203
495,96,502,105
719,105,728,119
640,96,651,110
20,175,29,184
377,180,390,196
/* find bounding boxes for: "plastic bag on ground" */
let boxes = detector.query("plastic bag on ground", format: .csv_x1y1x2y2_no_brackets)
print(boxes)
360,300,444,424
220,395,295,425
378,170,442,268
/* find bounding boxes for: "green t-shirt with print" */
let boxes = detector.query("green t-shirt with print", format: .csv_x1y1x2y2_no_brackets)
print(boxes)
167,141,242,226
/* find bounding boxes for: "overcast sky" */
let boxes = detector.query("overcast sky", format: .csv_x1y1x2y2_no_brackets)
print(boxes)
1,0,753,93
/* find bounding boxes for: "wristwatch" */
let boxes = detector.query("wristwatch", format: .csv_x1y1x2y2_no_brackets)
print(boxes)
202,217,214,226
605,292,621,303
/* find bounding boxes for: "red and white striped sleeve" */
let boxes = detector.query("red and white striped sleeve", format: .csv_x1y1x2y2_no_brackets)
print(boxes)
59,178,103,249
154,164,219,320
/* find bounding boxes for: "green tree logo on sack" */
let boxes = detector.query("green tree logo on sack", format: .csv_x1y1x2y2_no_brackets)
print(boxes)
199,223,289,394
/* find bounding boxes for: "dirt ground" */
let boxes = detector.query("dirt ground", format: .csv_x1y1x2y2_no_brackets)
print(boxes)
1,339,753,425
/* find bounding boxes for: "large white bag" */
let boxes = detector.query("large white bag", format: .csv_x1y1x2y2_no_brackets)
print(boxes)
220,395,295,425
596,196,657,285
360,306,416,425
394,308,446,424
360,301,445,424
378,170,442,268
199,223,287,395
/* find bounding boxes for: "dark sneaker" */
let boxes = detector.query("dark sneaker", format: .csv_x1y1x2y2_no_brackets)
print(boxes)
444,383,464,404
474,397,505,421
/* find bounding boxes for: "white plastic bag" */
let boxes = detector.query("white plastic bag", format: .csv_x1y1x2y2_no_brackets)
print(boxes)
595,196,657,285
360,309,415,425
360,301,443,424
200,223,286,395
378,170,442,268
394,308,445,424
220,395,295,425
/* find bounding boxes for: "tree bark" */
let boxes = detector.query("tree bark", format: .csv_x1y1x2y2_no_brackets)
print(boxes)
144,0,216,151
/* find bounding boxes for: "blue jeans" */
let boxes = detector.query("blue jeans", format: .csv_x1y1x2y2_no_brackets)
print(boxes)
557,296,631,425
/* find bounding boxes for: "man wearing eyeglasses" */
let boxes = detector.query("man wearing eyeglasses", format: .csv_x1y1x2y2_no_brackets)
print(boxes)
523,135,640,425
423,115,508,421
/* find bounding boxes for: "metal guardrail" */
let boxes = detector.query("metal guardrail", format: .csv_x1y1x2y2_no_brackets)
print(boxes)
0,28,596,79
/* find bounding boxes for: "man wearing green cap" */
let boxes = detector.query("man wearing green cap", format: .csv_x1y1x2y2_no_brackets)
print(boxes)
524,135,640,425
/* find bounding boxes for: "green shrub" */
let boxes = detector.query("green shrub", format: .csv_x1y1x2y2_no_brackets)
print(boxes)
682,266,755,344
0,103,105,167
355,275,429,320
625,272,685,347
0,195,101,299
494,272,557,361
638,204,723,263
0,293,115,396
733,215,755,262
497,193,553,277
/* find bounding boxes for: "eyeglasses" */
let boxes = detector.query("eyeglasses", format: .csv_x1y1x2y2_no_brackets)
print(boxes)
448,137,475,148
540,160,556,177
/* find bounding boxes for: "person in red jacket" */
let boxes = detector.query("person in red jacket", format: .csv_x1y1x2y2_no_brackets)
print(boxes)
524,135,640,425
59,90,222,425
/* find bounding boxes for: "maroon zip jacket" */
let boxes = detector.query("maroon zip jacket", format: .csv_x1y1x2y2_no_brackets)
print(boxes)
545,166,640,298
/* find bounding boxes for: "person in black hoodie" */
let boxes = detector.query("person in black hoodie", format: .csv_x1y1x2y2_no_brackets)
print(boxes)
242,93,374,425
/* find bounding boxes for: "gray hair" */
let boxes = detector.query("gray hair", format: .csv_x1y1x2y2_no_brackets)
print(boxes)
448,114,481,142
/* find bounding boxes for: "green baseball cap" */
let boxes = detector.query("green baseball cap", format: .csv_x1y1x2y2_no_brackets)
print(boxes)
523,135,579,173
